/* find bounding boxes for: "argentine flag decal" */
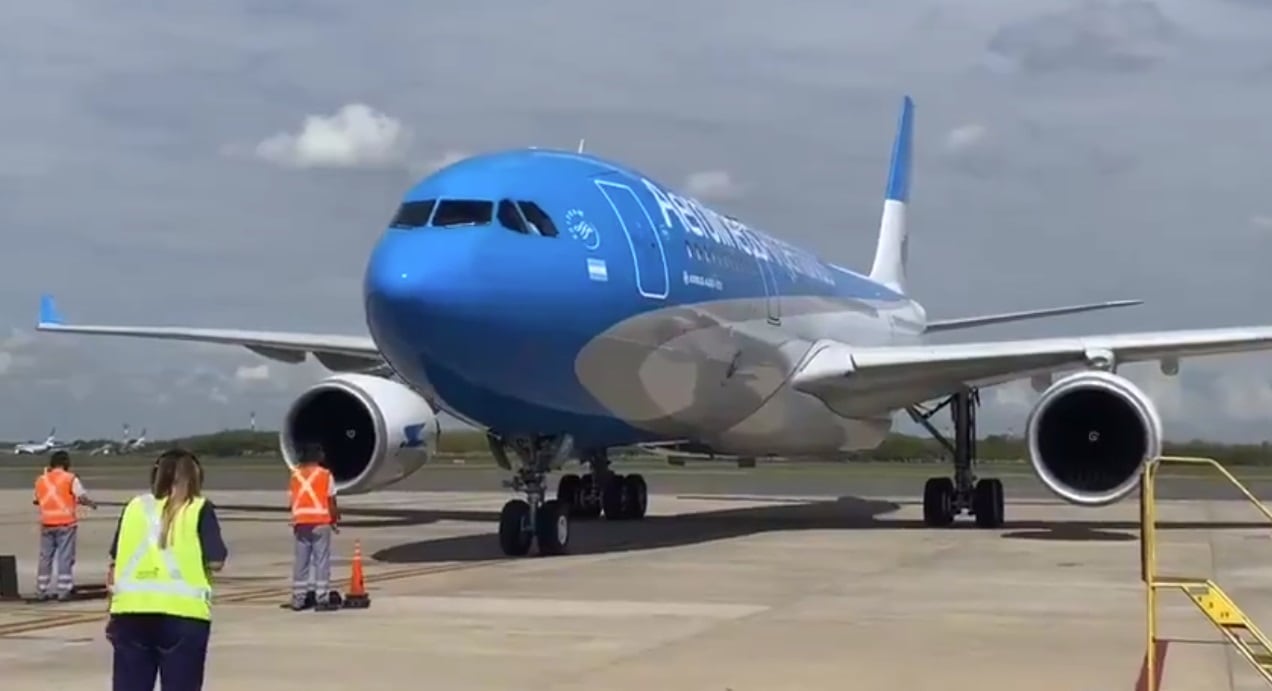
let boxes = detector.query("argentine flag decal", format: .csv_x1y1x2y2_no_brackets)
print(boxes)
587,258,608,282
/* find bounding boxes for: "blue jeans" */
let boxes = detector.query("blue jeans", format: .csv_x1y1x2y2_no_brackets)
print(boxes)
108,613,211,691
292,524,332,605
36,525,77,596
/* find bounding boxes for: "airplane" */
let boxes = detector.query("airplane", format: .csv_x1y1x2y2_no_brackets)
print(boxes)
33,94,1272,558
122,425,148,453
14,429,63,455
89,425,148,455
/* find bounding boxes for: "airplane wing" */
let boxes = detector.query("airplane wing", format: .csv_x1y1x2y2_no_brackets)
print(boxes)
790,326,1272,417
923,299,1143,333
35,294,385,373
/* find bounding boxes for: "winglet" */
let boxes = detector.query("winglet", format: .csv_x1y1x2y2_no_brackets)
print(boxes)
39,294,65,326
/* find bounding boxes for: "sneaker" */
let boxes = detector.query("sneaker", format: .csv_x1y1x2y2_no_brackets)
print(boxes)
313,600,339,612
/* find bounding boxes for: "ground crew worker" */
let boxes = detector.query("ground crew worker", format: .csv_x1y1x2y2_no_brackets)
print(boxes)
289,442,341,611
32,450,97,601
106,449,227,691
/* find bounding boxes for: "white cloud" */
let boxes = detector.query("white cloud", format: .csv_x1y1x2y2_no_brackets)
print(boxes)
684,170,741,200
252,103,413,170
1251,215,1272,230
234,364,270,382
944,123,988,153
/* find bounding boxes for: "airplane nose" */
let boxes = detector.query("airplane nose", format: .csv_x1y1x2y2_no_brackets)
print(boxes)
363,229,482,333
365,231,430,304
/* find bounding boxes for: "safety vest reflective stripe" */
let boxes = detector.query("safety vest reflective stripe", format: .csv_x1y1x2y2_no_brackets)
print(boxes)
36,472,75,525
112,495,212,602
290,468,331,521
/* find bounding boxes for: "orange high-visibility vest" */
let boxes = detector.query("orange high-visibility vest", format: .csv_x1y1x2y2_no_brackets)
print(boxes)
35,469,78,527
289,465,333,525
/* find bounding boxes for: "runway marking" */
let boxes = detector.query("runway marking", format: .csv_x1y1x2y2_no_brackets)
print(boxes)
377,595,768,619
0,560,508,638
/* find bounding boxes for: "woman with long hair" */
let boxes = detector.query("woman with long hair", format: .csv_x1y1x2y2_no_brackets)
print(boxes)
106,448,228,691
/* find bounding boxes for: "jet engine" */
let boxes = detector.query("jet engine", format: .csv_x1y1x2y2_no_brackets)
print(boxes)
279,373,440,495
1024,370,1162,506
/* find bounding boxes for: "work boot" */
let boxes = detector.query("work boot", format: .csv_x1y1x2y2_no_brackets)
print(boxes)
313,599,339,612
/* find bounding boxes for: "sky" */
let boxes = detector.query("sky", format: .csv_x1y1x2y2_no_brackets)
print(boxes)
3,0,1272,444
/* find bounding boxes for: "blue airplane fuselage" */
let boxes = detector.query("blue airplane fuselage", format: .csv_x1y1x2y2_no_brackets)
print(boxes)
363,149,924,454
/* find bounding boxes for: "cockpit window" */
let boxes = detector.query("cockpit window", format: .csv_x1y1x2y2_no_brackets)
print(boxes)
497,200,530,234
516,201,558,237
431,200,494,228
389,200,436,229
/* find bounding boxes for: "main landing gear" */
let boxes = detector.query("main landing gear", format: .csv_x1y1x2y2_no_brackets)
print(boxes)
905,388,1005,529
555,449,648,523
487,435,648,558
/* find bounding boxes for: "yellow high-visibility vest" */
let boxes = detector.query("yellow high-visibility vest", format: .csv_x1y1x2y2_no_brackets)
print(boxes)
109,494,212,621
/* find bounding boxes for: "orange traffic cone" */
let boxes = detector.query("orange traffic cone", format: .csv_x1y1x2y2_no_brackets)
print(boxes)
342,539,370,609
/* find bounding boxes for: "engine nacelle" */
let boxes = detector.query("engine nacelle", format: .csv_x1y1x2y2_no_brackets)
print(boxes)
279,373,440,495
1024,370,1163,506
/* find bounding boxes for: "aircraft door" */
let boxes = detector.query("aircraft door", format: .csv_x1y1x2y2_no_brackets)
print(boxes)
594,179,669,300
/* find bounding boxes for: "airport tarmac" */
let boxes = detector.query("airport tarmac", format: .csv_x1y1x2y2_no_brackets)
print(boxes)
3,468,1272,690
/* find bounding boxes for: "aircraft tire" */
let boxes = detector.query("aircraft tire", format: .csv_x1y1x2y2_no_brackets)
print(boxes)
578,474,602,519
499,499,534,556
922,477,955,527
972,478,1005,529
602,474,627,521
535,499,570,556
624,473,648,520
557,474,582,516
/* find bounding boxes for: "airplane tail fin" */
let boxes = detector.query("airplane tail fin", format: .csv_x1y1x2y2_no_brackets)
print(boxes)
868,95,914,295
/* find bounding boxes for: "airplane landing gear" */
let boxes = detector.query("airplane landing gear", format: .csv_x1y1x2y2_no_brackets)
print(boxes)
488,433,575,557
907,388,1004,529
555,450,648,522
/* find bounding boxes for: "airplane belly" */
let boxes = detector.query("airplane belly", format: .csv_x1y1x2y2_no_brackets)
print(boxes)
575,301,802,437
709,384,892,455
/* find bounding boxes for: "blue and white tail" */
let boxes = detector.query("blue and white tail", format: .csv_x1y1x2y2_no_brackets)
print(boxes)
868,95,914,295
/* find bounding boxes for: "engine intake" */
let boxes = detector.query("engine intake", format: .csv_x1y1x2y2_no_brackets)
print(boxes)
1025,370,1162,506
280,373,439,494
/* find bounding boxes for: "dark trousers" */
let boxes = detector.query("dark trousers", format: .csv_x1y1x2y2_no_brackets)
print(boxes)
108,613,211,691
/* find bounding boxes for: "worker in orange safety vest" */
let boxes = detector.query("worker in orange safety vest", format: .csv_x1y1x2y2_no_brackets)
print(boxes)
32,450,98,601
288,442,341,611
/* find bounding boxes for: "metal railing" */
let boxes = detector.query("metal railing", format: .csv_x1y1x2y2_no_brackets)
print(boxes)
1140,455,1272,691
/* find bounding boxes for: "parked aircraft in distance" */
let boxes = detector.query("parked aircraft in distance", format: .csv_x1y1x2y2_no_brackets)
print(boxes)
37,96,1272,557
14,428,64,455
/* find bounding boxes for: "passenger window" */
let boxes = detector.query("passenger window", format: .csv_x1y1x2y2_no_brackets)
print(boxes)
389,200,436,229
497,200,530,234
516,201,559,237
432,200,493,228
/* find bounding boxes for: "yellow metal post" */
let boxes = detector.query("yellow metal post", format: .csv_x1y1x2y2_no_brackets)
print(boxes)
1141,458,1159,691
